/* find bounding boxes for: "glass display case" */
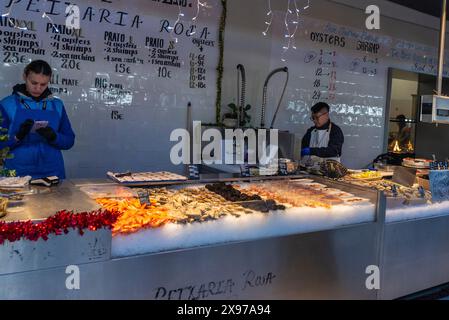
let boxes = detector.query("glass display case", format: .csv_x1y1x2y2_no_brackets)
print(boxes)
387,116,416,154
383,69,420,165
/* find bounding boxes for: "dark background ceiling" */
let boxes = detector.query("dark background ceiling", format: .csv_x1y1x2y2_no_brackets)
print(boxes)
387,0,444,18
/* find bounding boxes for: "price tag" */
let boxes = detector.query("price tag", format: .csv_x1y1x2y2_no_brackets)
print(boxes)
137,190,150,206
418,186,426,198
279,160,288,176
188,165,200,180
240,164,251,177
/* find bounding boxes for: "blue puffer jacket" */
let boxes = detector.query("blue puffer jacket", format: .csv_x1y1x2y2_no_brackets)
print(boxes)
0,84,75,179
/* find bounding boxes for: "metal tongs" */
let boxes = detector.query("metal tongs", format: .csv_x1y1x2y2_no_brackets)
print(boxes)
0,190,34,199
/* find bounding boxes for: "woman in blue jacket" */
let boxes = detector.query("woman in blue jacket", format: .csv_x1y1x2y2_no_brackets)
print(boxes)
0,60,75,179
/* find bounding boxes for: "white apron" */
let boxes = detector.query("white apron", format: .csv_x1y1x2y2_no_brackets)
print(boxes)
303,122,341,168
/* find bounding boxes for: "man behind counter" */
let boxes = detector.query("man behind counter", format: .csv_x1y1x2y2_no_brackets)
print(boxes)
301,102,344,164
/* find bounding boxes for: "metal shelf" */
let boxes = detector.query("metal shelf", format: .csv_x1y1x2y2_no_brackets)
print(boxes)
389,118,417,124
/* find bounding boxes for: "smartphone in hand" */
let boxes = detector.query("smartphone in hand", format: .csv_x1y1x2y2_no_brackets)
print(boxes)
31,121,48,132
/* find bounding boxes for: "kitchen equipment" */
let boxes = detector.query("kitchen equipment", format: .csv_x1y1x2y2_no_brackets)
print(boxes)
432,94,449,124
237,64,246,127
260,67,289,128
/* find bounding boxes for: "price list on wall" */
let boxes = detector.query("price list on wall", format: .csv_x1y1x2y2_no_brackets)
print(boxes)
268,16,391,168
0,0,221,177
0,18,45,65
0,0,220,105
103,32,143,74
310,49,338,102
48,26,95,72
350,39,380,77
189,52,207,89
147,36,181,80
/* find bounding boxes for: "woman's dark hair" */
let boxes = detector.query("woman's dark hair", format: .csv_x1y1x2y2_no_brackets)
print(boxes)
24,60,52,77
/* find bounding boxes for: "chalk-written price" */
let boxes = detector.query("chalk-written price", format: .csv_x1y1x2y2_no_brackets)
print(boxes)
115,63,131,74
158,66,172,78
3,52,28,64
61,59,81,70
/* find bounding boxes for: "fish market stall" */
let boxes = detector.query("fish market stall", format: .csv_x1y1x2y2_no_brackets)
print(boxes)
0,174,383,299
108,179,377,257
2,167,449,300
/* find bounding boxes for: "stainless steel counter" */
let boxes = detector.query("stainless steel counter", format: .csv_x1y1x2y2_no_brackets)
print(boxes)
1,180,101,222
1,175,449,299
0,222,381,299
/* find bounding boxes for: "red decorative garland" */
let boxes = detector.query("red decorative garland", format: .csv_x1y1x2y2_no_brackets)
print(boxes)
0,209,119,245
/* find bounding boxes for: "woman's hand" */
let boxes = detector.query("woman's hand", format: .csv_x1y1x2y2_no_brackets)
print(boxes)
15,119,34,141
36,127,57,142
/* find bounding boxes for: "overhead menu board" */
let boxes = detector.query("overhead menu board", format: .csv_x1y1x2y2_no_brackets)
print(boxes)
267,13,446,169
0,0,220,177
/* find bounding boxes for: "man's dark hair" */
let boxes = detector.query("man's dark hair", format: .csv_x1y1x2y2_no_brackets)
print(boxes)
24,60,52,77
311,102,330,114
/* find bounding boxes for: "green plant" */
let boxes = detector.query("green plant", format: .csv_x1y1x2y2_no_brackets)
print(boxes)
223,103,252,127
223,102,238,119
240,104,251,126
215,0,227,125
0,113,15,177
